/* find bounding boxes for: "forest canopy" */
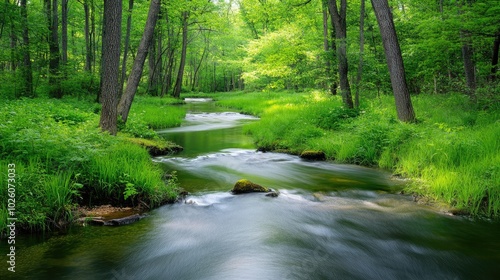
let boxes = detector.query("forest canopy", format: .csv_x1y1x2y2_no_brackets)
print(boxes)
0,0,498,100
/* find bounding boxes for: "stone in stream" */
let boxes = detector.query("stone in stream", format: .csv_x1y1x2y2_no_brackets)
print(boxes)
300,150,326,161
265,189,280,197
231,179,270,194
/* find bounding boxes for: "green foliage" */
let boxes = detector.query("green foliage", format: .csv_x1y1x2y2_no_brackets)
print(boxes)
242,23,321,90
121,96,186,138
60,72,99,98
84,142,177,207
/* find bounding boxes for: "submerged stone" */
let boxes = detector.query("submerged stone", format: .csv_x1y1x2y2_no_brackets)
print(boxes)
265,189,280,198
232,179,269,194
300,150,326,161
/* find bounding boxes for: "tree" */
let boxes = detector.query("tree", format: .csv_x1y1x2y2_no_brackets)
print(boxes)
355,0,366,108
118,0,161,123
121,0,134,93
322,0,335,95
45,0,62,98
173,11,189,98
328,0,354,108
371,0,415,122
19,0,33,97
99,0,122,135
491,32,500,81
61,0,68,65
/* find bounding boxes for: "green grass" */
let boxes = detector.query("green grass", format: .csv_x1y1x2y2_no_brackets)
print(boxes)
215,90,500,218
0,96,181,234
121,95,186,138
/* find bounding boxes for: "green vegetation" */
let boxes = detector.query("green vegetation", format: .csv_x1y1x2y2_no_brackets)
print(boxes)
216,90,500,217
0,96,185,234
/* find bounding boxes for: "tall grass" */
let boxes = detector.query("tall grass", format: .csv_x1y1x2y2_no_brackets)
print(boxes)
216,90,500,217
44,171,79,224
122,96,186,138
85,143,177,207
0,96,181,234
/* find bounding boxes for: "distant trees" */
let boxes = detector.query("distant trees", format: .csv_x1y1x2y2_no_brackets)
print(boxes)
1,0,499,125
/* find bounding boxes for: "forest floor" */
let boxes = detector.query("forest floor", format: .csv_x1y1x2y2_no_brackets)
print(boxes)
211,90,500,218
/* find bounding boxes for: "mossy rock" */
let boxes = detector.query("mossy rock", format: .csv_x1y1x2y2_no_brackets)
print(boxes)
232,179,269,194
300,150,326,161
125,137,183,156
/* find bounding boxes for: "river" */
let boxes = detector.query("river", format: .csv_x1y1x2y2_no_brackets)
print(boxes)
2,98,500,279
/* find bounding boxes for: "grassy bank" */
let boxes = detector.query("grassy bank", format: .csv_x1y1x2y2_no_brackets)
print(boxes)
216,90,500,218
0,96,186,234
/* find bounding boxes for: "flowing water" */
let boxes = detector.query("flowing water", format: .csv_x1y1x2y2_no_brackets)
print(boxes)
3,99,500,279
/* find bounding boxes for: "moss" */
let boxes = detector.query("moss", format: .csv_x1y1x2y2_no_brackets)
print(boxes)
300,150,326,161
124,136,183,156
232,179,269,194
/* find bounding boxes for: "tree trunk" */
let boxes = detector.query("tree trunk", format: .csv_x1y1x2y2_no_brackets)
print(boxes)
20,0,33,97
147,31,159,95
61,0,68,65
355,0,365,108
117,0,161,124
371,0,415,122
461,31,476,99
192,41,208,91
9,10,16,72
173,11,189,98
46,0,61,98
490,32,499,81
322,0,335,95
99,0,122,135
83,0,92,72
121,0,134,94
328,0,353,108
161,12,177,97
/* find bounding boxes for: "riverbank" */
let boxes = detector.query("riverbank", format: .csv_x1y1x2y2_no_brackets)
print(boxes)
0,96,186,235
213,90,500,218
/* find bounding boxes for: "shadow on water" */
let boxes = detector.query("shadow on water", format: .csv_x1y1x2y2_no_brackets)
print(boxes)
3,98,500,279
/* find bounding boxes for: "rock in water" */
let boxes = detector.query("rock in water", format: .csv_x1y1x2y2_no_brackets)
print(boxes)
300,150,326,161
232,179,269,194
109,214,142,226
265,189,280,197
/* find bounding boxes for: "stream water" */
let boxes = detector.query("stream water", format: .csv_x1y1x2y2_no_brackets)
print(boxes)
2,98,500,279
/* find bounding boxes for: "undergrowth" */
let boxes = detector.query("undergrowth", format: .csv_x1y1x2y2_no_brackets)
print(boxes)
0,96,183,234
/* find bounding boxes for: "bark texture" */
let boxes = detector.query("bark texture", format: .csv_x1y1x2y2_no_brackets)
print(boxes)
99,0,122,135
118,0,161,123
371,0,415,122
173,11,189,98
20,0,33,97
46,0,61,98
328,0,354,108
355,0,365,108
